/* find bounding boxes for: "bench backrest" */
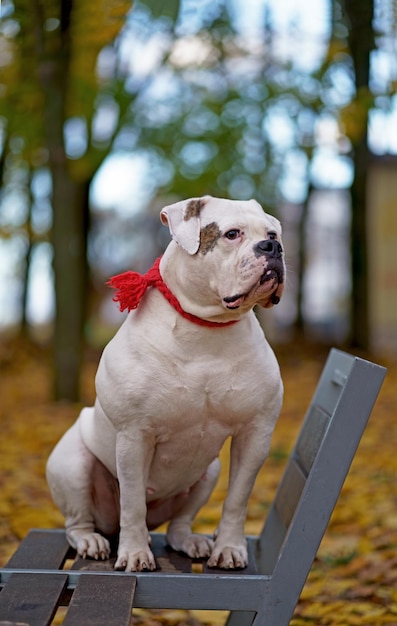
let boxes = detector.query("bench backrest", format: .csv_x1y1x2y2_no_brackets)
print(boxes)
256,349,386,591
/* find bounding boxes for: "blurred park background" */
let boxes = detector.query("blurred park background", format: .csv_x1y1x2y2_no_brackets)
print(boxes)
0,0,396,400
1,1,397,624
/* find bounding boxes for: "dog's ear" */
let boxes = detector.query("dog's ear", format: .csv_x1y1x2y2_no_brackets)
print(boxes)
265,213,282,237
160,198,202,255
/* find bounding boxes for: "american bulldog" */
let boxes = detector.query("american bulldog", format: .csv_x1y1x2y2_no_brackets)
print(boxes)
46,195,285,571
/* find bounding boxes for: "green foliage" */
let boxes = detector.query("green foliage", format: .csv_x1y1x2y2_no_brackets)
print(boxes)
0,0,133,173
142,0,180,21
127,3,345,210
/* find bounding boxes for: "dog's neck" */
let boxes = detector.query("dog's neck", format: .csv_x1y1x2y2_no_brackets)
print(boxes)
108,257,240,328
159,248,252,325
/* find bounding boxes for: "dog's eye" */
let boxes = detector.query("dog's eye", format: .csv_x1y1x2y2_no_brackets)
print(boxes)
224,229,241,240
268,231,277,240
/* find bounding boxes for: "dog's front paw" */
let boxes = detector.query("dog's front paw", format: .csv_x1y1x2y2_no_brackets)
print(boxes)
115,546,156,572
207,541,248,569
167,523,213,559
73,532,110,561
180,534,214,559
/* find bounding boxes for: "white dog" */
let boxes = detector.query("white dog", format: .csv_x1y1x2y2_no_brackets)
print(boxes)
47,195,285,572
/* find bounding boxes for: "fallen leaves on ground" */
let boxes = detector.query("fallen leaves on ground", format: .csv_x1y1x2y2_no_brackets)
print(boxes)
0,338,396,626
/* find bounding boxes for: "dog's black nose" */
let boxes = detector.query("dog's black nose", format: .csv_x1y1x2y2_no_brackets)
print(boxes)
254,239,283,258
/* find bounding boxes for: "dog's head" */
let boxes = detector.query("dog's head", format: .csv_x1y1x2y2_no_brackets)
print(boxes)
160,195,285,319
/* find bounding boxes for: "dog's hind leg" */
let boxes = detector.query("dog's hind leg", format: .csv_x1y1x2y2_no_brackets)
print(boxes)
46,417,114,560
165,457,220,559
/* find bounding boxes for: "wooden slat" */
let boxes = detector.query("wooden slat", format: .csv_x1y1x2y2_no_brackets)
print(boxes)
225,609,257,626
295,405,330,476
63,574,136,626
71,556,116,572
154,545,193,574
274,458,306,529
5,529,71,570
0,572,68,626
150,533,192,573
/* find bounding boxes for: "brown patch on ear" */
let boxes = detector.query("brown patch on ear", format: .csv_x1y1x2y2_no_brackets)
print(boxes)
184,198,205,221
199,222,222,255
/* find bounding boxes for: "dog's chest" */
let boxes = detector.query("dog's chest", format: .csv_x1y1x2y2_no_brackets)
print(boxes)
100,345,265,428
96,301,280,437
144,371,246,492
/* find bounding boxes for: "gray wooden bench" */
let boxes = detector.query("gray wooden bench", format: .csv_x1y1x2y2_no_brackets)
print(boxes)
0,349,386,626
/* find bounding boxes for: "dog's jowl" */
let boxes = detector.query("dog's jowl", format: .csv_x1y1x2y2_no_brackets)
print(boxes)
47,195,285,572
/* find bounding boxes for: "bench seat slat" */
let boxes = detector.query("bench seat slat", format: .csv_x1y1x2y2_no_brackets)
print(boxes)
0,572,68,626
150,533,193,572
5,529,71,570
63,574,136,626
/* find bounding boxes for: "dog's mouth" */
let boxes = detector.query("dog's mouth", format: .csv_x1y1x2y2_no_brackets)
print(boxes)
223,293,246,310
260,267,282,285
223,264,284,310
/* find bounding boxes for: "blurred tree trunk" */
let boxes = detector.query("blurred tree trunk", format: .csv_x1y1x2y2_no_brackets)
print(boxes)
6,0,134,399
343,0,374,349
0,134,8,187
52,177,90,401
20,168,35,335
35,0,89,400
295,183,312,334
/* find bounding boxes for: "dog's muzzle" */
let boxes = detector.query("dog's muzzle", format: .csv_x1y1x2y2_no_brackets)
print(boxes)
256,239,284,283
223,239,284,310
254,239,283,259
256,239,284,306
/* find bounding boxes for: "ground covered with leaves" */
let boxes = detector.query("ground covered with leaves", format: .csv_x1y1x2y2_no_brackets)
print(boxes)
0,338,396,625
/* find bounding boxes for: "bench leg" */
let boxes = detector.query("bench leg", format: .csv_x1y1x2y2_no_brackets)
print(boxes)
225,610,256,626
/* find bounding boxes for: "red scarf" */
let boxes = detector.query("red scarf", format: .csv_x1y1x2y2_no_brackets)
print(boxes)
107,257,238,328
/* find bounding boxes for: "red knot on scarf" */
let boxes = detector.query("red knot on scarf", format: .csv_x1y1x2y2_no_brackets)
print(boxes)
107,257,239,328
